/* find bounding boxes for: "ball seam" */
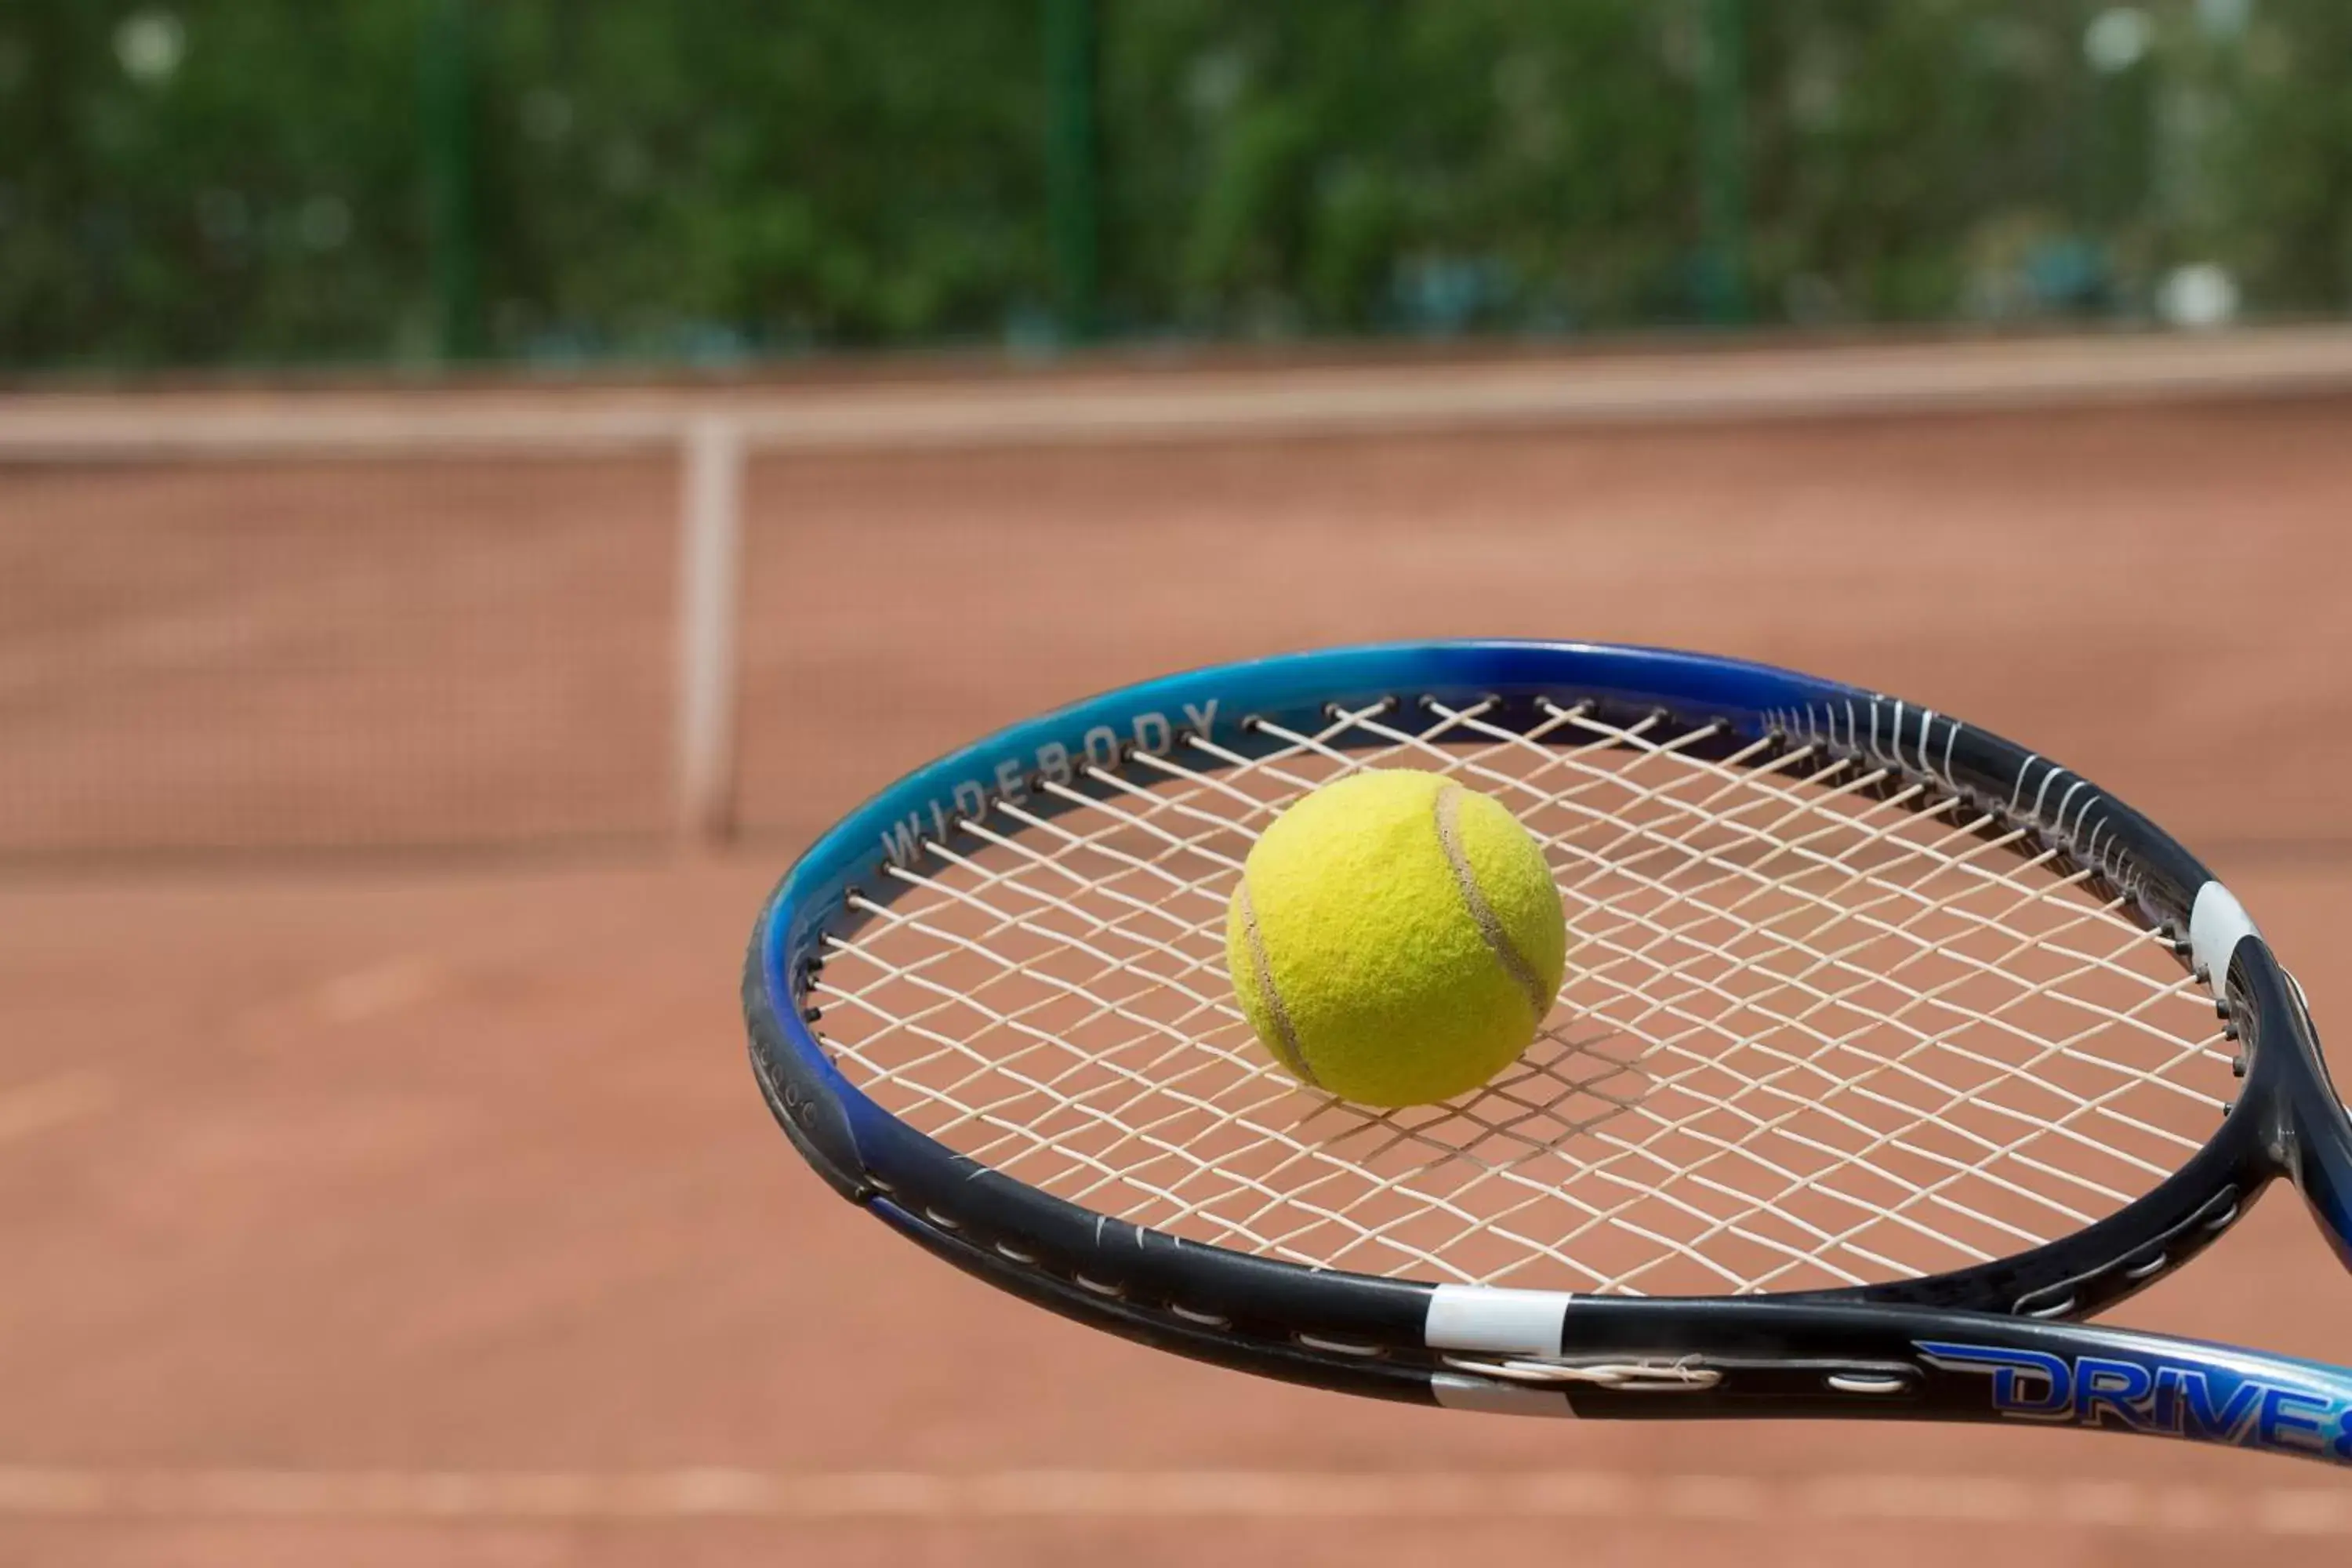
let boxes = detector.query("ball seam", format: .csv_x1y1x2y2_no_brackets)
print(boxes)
1235,877,1319,1088
1433,782,1552,1020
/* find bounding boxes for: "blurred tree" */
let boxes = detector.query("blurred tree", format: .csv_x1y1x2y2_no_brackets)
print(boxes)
1101,0,1697,335
0,0,2343,370
2213,0,2352,312
0,0,426,368
481,0,1048,358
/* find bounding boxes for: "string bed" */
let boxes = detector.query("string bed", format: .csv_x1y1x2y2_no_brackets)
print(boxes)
804,698,2229,1296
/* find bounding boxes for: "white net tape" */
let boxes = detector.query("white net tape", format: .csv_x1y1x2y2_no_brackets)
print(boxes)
808,698,2230,1297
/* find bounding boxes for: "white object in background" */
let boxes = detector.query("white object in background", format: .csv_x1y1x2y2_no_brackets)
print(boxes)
2195,0,2253,40
2160,264,2241,331
114,11,187,85
2085,8,2154,73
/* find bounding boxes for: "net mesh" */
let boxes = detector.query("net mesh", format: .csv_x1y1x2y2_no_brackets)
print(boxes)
0,457,673,855
807,697,2230,1297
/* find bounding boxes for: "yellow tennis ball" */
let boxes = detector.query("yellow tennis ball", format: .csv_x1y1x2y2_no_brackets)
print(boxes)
1226,769,1569,1107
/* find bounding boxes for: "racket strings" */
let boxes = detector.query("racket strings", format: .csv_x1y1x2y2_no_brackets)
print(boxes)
807,699,2229,1295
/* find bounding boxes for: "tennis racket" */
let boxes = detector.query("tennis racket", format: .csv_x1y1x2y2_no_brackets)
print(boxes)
742,641,2352,1464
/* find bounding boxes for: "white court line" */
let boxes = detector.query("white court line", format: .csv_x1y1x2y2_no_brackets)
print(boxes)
1,1468,2348,1533
4,327,2352,461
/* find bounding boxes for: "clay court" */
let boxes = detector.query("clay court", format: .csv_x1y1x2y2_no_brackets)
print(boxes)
7,354,2352,1563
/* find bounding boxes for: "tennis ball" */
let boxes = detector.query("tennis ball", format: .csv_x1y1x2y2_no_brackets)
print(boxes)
1226,769,1568,1107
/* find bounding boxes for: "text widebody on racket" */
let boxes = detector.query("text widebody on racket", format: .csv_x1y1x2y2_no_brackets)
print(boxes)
744,641,2352,1465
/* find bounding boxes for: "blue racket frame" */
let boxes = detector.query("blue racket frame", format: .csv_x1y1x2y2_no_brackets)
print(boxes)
746,641,2352,1464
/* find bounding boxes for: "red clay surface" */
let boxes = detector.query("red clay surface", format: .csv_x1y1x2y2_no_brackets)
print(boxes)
6,390,2352,1564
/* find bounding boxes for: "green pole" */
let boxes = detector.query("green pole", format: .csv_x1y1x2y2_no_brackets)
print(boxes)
422,0,483,360
1044,0,1102,342
1696,0,1750,325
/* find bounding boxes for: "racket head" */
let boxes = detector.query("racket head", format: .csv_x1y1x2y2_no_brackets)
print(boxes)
744,641,2349,1406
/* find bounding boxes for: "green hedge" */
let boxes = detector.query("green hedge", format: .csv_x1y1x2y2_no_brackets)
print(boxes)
1,0,2346,369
